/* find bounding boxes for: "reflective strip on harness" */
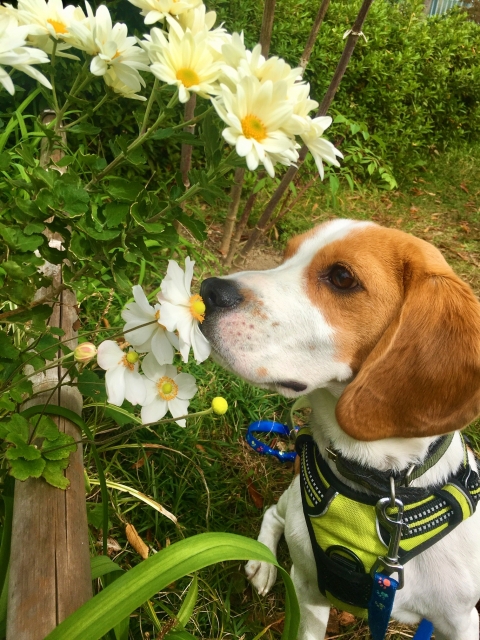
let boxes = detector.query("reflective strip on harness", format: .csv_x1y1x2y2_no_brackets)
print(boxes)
297,431,480,615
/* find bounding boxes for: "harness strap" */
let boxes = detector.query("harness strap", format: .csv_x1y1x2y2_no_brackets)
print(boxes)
325,434,455,500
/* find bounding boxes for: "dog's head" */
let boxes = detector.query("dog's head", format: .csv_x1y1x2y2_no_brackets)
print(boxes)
201,219,480,441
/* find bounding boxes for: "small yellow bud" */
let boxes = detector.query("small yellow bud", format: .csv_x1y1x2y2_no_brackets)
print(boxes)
162,382,173,395
74,342,97,364
126,350,139,364
211,397,228,415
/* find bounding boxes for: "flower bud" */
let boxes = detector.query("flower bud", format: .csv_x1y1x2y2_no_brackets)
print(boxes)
211,397,228,415
74,342,97,364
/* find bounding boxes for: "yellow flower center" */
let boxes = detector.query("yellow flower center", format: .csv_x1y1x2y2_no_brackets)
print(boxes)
241,114,267,142
176,68,200,88
126,351,139,364
189,294,206,323
121,351,139,371
157,376,178,401
47,18,68,34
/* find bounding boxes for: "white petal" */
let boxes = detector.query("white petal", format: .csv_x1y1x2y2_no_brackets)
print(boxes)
191,323,211,363
105,366,126,406
124,369,146,406
123,320,155,347
174,373,197,400
132,285,154,315
90,55,107,76
168,397,190,428
143,378,158,406
142,352,165,382
97,340,123,370
236,135,253,157
141,398,168,424
150,329,175,365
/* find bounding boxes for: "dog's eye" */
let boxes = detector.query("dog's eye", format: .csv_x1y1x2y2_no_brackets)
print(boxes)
328,265,358,290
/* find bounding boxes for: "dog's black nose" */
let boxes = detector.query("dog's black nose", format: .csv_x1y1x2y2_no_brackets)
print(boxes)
200,277,243,313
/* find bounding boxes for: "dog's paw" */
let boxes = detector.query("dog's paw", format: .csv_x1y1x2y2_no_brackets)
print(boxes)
245,560,277,595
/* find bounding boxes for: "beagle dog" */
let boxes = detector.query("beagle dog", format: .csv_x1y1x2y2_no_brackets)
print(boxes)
200,219,480,640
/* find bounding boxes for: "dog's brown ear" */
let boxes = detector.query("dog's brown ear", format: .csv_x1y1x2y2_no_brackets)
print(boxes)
336,265,480,441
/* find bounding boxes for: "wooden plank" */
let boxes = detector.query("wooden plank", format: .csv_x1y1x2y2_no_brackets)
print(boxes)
7,115,92,639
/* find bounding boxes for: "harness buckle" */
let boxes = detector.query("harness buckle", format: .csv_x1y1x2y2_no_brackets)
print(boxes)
372,493,407,589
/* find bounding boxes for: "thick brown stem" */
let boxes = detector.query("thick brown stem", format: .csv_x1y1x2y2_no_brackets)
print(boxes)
260,0,277,57
180,94,197,188
265,177,317,234
299,0,332,72
224,181,263,269
220,167,245,257
235,0,375,264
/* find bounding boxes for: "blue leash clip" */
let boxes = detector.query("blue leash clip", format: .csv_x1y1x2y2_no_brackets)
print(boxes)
246,421,297,462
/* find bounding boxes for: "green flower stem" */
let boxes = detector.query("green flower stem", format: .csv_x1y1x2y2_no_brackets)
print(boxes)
63,93,110,130
140,78,159,136
171,105,214,131
84,405,215,449
49,40,60,112
86,90,180,188
129,148,237,234
1,352,74,398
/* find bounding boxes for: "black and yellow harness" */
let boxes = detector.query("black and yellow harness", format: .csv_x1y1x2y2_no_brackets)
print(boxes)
295,428,480,618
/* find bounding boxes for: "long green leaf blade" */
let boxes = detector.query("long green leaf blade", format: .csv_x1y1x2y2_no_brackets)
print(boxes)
44,533,299,640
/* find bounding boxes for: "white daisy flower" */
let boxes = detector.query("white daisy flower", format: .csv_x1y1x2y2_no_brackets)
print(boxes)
122,285,179,365
67,3,150,94
14,0,81,40
157,257,211,364
97,340,146,407
145,25,223,103
300,115,343,180
171,8,229,55
0,12,52,95
221,36,301,90
127,0,202,25
213,75,298,177
140,354,197,427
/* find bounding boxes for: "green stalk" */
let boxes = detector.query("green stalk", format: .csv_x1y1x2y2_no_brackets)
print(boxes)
86,91,179,188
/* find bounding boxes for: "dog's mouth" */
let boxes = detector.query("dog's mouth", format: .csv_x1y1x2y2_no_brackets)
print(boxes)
276,380,308,392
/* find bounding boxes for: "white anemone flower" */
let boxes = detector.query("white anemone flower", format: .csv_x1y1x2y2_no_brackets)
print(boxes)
145,25,223,103
122,285,179,365
300,115,343,180
141,354,197,427
157,257,211,364
67,3,149,93
97,340,146,407
0,13,52,94
127,0,202,25
213,75,298,177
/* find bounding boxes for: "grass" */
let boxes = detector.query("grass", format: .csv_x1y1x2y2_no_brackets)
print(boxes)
79,144,480,639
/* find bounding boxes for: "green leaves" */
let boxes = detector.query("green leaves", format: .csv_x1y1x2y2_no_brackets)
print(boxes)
44,534,300,640
0,412,77,488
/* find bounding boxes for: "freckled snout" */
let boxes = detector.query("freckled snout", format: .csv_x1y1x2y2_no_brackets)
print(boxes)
200,277,243,315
